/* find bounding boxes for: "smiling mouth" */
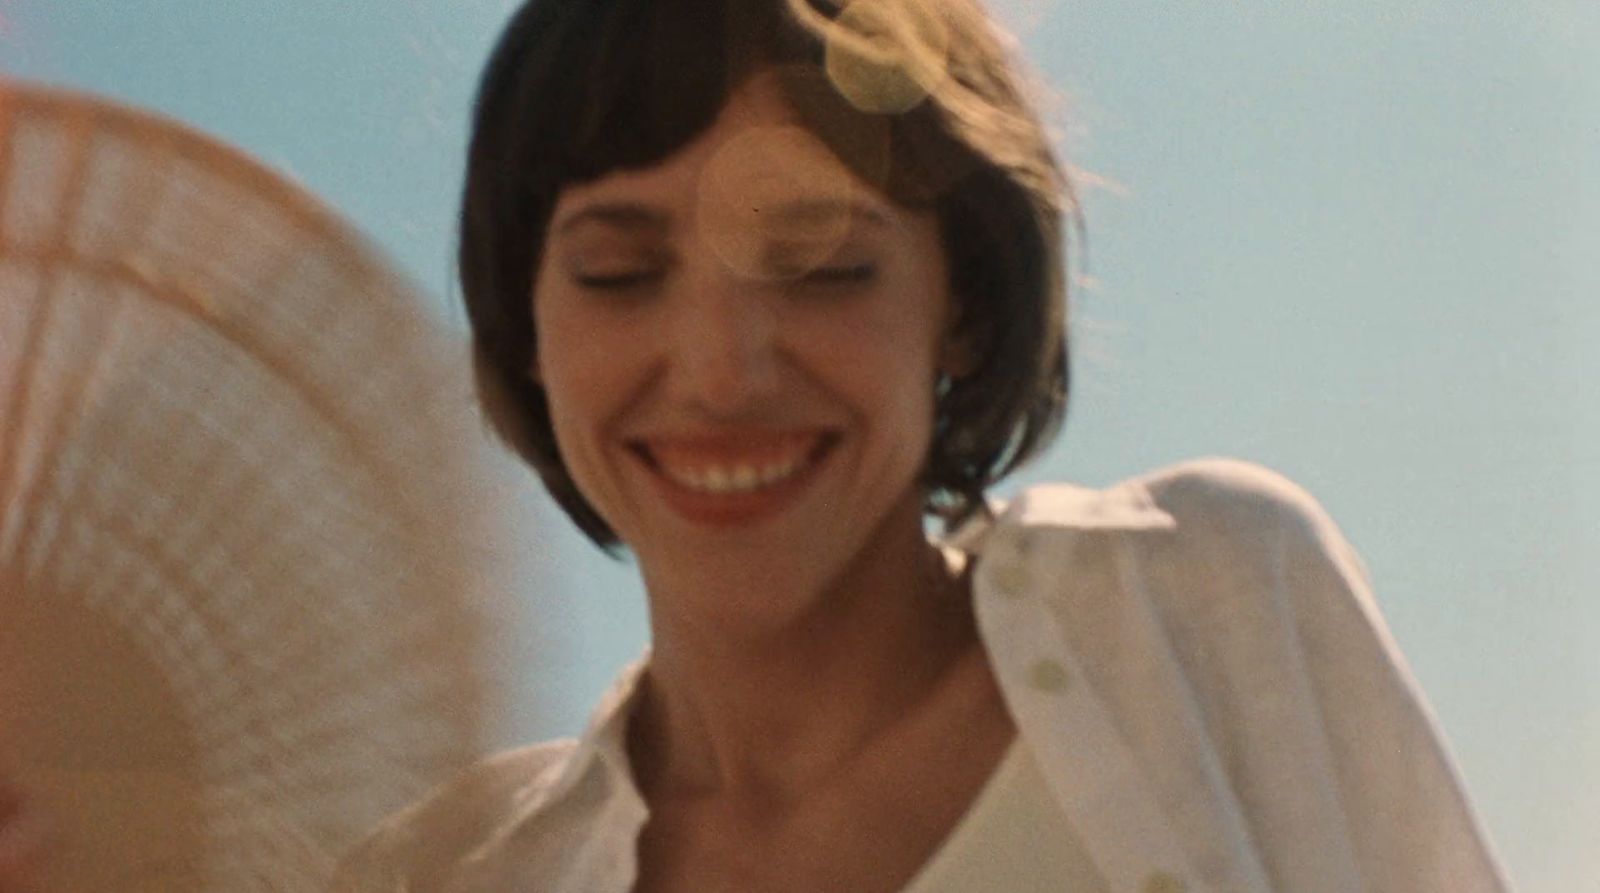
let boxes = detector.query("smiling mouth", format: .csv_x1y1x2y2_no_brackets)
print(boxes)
628,432,840,495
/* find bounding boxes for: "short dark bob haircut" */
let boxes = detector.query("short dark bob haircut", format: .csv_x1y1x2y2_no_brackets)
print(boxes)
460,0,1075,553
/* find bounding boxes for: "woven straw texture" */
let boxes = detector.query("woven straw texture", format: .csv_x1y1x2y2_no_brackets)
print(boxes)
0,80,501,890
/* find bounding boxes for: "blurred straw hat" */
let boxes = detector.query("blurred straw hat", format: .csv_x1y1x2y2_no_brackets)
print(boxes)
0,80,509,890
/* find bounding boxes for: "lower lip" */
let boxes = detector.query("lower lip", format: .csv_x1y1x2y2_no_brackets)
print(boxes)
635,441,834,528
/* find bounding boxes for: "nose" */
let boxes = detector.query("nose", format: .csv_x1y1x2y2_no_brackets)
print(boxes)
664,273,782,416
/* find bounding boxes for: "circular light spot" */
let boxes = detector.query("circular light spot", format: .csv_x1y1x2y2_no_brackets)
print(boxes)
694,123,863,281
823,0,951,114
1027,658,1071,694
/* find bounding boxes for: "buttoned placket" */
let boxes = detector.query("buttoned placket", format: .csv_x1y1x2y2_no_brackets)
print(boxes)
971,509,1210,893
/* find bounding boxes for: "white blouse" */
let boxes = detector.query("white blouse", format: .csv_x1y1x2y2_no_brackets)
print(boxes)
332,457,1512,892
899,735,1097,891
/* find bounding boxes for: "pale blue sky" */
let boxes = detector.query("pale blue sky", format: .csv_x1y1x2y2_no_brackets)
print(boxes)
4,2,1595,888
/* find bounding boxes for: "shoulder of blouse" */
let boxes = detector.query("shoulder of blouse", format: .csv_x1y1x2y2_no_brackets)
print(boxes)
1066,456,1337,530
1124,455,1377,597
956,456,1349,562
970,455,1378,660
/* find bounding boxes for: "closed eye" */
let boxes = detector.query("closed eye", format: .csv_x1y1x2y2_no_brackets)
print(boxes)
804,263,877,284
573,270,662,290
765,262,879,293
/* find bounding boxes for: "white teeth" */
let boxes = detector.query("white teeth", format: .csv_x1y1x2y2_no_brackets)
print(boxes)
759,457,799,483
659,454,811,494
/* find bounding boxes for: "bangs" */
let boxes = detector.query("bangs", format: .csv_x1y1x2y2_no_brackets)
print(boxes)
503,0,973,208
561,0,808,179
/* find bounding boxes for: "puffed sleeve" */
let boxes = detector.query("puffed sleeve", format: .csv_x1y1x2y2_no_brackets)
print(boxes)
1145,458,1513,891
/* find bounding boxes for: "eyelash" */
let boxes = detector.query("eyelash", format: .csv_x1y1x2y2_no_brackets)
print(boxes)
573,272,660,290
798,263,877,285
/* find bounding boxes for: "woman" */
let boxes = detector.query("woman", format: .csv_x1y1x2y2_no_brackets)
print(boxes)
343,0,1514,890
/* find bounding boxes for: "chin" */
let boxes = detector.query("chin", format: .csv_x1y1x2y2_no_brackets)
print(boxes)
643,539,839,608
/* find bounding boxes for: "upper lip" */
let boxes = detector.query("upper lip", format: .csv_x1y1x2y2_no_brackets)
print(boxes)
626,429,839,466
629,428,833,447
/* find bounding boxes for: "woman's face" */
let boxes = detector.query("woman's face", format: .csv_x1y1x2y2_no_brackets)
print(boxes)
532,72,955,612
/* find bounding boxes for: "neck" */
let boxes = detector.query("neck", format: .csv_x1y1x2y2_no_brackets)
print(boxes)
627,495,977,809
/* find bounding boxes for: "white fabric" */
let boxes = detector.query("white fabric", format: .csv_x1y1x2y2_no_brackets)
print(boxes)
331,457,1512,892
898,736,1096,892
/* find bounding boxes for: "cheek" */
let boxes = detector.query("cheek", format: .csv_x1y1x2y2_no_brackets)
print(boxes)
533,310,644,528
803,300,942,427
533,301,624,450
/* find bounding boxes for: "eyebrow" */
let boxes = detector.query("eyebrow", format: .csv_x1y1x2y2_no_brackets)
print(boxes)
552,198,894,238
757,198,893,230
553,203,671,237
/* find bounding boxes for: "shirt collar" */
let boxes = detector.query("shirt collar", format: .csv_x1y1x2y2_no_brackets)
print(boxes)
536,647,652,815
943,478,1177,555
